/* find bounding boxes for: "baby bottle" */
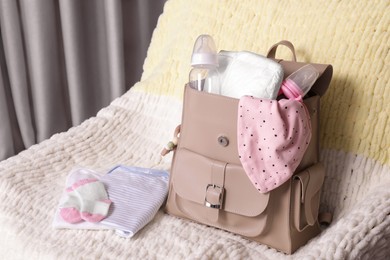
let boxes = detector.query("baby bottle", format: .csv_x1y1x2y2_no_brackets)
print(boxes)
280,64,319,100
189,35,220,94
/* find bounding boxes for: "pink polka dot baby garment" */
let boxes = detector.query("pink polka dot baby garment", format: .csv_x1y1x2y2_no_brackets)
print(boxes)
237,96,312,193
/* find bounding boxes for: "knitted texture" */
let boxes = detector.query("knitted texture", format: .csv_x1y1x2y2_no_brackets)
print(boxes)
0,0,389,259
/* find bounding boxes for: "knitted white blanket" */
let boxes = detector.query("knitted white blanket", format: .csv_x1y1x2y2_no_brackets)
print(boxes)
0,0,389,259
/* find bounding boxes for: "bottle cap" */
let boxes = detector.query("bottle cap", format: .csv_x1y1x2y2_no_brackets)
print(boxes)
281,79,304,100
281,64,319,100
191,35,218,67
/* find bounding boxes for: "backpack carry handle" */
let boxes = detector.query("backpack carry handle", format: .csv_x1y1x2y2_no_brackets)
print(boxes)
266,40,297,62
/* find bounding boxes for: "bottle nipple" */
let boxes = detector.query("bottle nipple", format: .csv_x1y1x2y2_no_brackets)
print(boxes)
191,34,218,67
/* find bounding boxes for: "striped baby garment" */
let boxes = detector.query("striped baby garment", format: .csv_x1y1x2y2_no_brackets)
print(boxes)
100,165,169,237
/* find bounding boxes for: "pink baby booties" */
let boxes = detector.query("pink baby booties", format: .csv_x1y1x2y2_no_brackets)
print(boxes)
237,96,312,193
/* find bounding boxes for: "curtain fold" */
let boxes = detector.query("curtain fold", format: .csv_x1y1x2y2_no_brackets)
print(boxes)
0,0,36,150
58,0,126,125
0,0,166,161
20,0,71,141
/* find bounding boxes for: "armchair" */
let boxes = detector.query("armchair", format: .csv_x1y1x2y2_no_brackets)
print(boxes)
1,0,389,259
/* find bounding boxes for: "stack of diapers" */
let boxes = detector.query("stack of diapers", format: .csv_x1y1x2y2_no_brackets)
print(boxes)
53,166,169,238
218,51,284,99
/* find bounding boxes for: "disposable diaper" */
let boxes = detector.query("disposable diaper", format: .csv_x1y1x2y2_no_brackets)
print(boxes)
218,51,283,99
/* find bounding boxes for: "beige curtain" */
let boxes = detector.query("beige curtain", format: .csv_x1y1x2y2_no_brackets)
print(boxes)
0,0,166,160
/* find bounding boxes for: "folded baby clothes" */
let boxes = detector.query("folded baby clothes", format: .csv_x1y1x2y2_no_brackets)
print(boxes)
218,51,284,99
99,165,169,238
53,167,113,230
